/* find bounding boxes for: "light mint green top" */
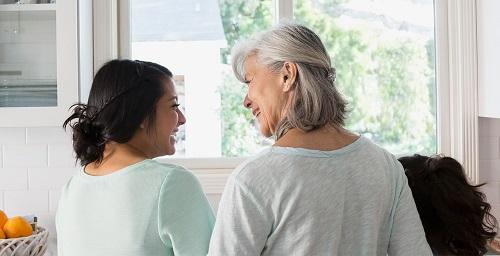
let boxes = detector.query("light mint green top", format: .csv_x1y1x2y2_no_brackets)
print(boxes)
56,160,215,256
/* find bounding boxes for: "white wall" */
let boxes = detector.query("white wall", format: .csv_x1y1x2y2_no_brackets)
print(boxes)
479,117,500,219
477,0,500,118
0,127,75,255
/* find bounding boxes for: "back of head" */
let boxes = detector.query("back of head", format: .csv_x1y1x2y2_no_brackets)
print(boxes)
63,59,172,166
399,154,498,255
231,23,347,139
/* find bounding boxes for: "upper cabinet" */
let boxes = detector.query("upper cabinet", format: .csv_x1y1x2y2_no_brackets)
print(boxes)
478,0,500,118
0,0,91,126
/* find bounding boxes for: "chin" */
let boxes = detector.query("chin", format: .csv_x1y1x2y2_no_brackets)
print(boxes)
259,128,273,138
165,148,176,155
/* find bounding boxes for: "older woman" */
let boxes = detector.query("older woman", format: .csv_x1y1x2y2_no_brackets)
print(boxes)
208,24,431,255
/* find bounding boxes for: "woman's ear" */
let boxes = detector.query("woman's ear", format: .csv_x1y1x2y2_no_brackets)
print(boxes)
282,62,298,92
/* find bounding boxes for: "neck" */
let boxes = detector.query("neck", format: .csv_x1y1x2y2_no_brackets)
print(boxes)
274,125,359,151
85,141,150,176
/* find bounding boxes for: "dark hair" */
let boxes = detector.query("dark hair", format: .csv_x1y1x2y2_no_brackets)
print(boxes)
63,59,173,166
399,154,498,255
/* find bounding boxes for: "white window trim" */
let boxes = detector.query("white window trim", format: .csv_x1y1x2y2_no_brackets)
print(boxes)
274,0,293,22
436,0,479,184
92,0,480,185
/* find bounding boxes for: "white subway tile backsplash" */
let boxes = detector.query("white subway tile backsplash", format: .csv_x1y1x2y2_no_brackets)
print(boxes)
0,191,4,209
28,167,78,190
37,212,58,256
479,136,500,160
48,144,77,167
0,168,28,190
27,127,71,144
49,190,61,213
3,144,47,168
4,190,49,216
479,117,500,137
0,128,26,144
481,182,500,204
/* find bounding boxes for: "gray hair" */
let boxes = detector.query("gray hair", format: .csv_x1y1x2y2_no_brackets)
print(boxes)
231,23,347,139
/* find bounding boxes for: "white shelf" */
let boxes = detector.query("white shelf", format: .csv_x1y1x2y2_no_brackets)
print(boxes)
0,3,55,12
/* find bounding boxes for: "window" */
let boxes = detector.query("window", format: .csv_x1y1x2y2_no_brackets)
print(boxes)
129,0,273,157
293,0,436,155
98,0,447,161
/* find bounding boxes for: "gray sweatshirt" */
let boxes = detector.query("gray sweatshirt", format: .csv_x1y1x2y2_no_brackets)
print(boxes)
208,136,432,256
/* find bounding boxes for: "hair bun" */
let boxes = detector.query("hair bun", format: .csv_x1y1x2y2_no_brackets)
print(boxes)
64,104,106,165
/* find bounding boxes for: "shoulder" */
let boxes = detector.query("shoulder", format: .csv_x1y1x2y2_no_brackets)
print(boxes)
140,160,197,182
230,148,276,184
355,137,403,172
148,161,203,196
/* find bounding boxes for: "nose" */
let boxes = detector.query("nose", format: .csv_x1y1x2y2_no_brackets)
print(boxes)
177,108,186,126
243,94,252,109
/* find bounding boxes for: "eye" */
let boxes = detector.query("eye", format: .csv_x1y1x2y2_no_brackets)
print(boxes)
243,78,253,85
172,103,180,109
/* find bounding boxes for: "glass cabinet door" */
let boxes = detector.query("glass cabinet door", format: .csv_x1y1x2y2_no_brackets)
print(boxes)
0,0,85,127
0,1,57,107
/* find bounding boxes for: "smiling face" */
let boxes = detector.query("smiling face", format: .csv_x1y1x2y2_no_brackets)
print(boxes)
242,55,292,137
147,77,186,156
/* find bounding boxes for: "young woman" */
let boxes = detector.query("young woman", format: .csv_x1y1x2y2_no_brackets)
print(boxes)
57,59,214,256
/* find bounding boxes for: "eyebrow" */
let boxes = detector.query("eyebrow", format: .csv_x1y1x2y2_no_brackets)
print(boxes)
168,96,178,101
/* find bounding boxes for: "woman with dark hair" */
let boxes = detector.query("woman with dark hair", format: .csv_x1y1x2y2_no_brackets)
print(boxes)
56,59,214,256
399,154,498,255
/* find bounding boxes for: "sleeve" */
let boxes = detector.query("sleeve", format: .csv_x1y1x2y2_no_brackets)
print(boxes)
388,161,433,256
208,173,273,256
158,168,215,256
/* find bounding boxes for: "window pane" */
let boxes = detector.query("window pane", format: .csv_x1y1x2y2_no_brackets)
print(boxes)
130,0,272,157
294,0,437,155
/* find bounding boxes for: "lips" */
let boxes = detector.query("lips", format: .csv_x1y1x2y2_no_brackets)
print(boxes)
252,109,260,117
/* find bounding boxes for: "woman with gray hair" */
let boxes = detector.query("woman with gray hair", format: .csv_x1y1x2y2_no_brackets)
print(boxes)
208,23,431,255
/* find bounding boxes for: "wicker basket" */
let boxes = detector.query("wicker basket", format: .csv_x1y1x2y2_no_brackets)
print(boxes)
0,227,49,256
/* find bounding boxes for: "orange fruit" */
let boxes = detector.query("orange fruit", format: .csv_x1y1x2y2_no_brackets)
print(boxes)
0,210,7,228
3,216,33,238
0,228,5,239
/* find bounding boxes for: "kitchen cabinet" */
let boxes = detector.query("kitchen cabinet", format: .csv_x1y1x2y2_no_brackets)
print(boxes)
0,1,91,126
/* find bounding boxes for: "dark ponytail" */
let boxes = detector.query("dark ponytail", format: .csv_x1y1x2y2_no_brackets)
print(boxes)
63,104,106,166
399,154,498,255
63,59,172,166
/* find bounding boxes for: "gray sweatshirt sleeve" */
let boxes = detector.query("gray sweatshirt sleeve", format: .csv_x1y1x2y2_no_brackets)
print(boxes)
208,173,273,256
388,162,433,256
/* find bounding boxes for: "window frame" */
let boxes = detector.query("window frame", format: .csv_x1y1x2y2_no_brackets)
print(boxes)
92,0,480,184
